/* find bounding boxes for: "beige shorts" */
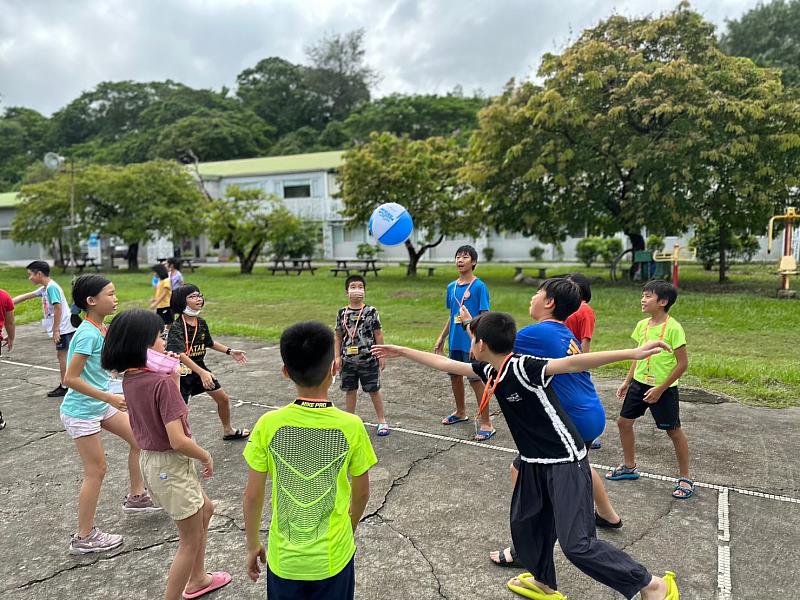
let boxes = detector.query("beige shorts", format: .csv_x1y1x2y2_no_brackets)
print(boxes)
140,450,204,521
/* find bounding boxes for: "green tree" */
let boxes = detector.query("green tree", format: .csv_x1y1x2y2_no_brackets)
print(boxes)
265,206,320,259
11,174,73,265
304,29,378,122
205,185,276,274
0,107,52,190
338,132,483,276
721,0,800,87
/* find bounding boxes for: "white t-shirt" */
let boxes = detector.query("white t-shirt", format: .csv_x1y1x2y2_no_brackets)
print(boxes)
35,281,77,337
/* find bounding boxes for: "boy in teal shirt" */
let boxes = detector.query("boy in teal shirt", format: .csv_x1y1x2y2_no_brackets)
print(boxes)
243,321,377,599
606,280,693,499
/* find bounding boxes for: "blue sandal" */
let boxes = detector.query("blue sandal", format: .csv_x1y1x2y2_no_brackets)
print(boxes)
672,478,694,499
605,464,640,480
442,414,470,425
474,429,496,442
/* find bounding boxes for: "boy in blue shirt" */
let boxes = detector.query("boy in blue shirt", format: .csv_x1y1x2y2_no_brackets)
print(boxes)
434,245,493,440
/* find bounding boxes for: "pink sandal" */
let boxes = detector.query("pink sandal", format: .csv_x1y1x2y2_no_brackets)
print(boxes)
183,571,232,599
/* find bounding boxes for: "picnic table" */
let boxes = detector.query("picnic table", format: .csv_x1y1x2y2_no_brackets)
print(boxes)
158,257,196,273
62,253,100,273
399,263,438,276
269,258,317,276
329,259,382,277
514,266,548,279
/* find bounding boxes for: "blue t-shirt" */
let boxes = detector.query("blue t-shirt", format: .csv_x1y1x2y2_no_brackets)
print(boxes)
446,277,490,352
61,321,111,419
514,321,605,442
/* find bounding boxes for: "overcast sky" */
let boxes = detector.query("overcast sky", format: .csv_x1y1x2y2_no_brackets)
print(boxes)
0,0,761,116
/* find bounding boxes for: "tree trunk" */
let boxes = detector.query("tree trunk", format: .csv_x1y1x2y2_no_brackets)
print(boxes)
625,231,645,279
718,225,728,283
403,235,445,277
239,242,263,274
126,242,140,271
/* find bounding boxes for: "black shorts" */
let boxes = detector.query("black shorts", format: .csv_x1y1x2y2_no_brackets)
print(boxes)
55,331,74,351
267,555,354,600
340,359,381,392
156,307,174,326
179,371,222,403
620,379,681,430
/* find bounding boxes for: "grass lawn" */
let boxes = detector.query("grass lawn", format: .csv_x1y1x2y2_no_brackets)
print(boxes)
1,261,796,408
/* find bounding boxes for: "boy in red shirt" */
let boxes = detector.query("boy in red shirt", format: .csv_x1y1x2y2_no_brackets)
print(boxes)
0,288,15,430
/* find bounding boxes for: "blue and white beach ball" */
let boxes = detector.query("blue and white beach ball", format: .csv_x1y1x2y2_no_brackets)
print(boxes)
369,203,414,246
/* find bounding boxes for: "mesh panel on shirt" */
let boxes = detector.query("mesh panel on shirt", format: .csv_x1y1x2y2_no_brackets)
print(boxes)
269,426,350,546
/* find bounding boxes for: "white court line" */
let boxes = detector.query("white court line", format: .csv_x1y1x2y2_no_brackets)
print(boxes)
1,359,60,372
717,488,733,600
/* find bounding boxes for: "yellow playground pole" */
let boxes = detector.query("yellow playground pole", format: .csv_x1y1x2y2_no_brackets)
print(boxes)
767,206,799,298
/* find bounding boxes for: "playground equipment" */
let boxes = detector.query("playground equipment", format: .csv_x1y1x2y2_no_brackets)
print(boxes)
767,206,799,298
653,244,697,289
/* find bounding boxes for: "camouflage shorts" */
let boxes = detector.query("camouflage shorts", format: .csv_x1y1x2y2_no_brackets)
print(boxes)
340,359,381,392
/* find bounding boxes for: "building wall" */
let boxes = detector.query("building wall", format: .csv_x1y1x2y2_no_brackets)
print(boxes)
0,208,46,262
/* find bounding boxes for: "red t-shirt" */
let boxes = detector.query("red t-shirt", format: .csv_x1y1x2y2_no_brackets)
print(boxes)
0,289,13,338
565,301,596,347
122,370,191,451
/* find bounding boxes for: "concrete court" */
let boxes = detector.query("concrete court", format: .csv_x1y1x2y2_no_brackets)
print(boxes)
1,323,798,600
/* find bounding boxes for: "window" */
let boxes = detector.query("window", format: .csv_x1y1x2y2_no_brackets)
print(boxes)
284,184,311,198
0,229,11,240
343,225,366,243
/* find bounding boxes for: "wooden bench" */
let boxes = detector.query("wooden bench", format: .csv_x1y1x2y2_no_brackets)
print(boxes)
270,259,316,276
330,259,381,277
514,266,548,279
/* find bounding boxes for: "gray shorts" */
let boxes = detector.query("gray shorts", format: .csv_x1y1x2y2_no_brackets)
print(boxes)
448,349,481,382
340,359,381,392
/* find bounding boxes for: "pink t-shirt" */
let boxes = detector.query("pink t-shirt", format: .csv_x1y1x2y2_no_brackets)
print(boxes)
565,301,596,347
122,370,191,451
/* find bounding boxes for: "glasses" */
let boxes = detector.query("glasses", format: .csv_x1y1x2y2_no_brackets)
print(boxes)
186,293,204,299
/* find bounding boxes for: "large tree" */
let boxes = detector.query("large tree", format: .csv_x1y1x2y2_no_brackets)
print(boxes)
721,0,800,88
0,107,52,191
338,132,483,276
466,3,800,280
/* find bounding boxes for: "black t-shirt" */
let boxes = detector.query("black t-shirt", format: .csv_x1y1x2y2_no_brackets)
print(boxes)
166,316,214,368
472,354,586,463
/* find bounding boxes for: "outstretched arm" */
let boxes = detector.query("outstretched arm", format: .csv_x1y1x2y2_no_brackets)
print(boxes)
545,341,671,376
372,344,474,377
12,290,40,304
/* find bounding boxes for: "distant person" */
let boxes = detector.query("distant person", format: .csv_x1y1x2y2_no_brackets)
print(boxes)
0,287,15,430
607,280,693,500
434,245,494,441
243,321,377,600
334,275,390,436
150,263,173,330
167,258,184,290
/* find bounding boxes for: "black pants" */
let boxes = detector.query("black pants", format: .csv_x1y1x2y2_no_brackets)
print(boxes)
511,458,651,599
266,556,354,600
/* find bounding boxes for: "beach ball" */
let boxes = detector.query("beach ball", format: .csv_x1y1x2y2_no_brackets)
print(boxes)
369,203,414,246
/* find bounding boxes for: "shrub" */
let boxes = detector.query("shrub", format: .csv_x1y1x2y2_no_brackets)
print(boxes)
575,237,604,267
600,238,623,265
356,243,381,260
483,246,495,262
646,234,665,253
529,246,545,260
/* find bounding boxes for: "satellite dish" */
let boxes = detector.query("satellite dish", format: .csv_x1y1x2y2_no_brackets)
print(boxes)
44,152,65,170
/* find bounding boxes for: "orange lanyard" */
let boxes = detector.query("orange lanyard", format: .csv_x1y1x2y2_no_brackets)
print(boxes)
181,316,199,355
85,317,107,337
453,277,477,310
643,316,669,372
342,306,365,345
478,353,514,414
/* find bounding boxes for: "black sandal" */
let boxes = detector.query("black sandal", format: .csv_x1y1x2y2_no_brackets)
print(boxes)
222,428,250,441
595,512,623,529
490,546,521,567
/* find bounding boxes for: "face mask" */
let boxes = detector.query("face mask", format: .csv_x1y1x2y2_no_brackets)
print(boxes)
348,290,364,302
184,307,202,317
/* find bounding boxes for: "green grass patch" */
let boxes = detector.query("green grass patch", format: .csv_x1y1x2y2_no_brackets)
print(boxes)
1,262,796,408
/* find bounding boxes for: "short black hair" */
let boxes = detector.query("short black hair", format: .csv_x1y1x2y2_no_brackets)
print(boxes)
643,280,678,312
468,312,517,354
170,283,201,316
567,272,592,303
538,278,581,321
280,321,335,387
167,258,181,269
71,274,113,327
102,309,164,372
26,260,50,276
152,264,168,280
345,274,366,291
455,245,478,266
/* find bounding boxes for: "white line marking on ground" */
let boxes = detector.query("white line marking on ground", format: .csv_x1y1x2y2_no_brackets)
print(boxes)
717,487,733,599
1,359,60,372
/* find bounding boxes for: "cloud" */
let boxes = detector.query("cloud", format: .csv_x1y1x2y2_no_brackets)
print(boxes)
0,0,761,115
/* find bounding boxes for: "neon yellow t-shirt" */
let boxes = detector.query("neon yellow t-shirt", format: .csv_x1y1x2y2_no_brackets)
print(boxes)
631,316,686,387
243,402,377,581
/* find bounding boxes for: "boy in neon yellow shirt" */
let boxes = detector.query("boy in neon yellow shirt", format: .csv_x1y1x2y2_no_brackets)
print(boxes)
606,280,693,499
243,321,377,599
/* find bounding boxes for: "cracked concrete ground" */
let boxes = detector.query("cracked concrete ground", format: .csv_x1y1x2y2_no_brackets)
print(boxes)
1,323,799,599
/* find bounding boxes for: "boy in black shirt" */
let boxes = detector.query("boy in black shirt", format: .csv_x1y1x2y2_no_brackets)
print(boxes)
373,312,679,600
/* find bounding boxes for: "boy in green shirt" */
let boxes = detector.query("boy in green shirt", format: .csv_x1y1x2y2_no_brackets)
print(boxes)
243,321,377,599
606,280,693,499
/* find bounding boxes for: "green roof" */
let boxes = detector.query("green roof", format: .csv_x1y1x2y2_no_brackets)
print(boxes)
197,150,345,179
0,192,19,208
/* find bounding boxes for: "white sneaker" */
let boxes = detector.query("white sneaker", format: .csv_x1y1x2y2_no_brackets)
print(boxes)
69,527,124,555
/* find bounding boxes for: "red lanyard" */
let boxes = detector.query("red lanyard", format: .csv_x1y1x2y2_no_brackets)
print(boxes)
478,353,514,414
643,316,669,372
85,317,107,337
453,277,477,310
181,316,199,355
342,306,365,345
